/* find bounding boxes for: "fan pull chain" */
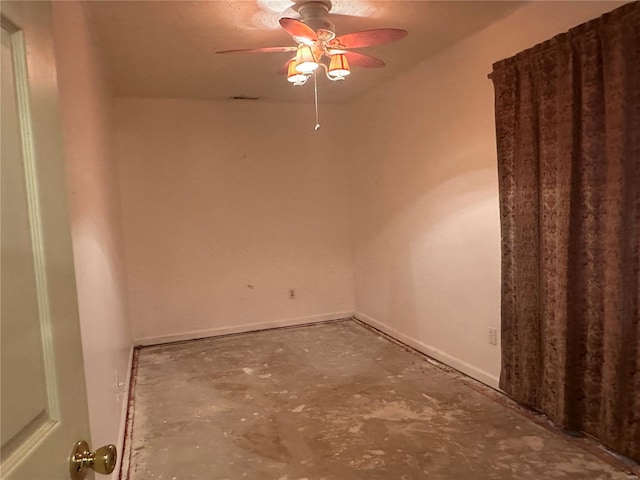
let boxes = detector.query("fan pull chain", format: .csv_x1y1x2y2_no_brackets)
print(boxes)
313,71,320,131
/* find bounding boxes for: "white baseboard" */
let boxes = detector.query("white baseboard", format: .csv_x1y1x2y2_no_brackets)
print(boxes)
354,311,500,390
113,344,134,480
133,311,355,346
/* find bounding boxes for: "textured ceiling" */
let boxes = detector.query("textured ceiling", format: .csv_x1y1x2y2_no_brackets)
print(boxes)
86,1,525,104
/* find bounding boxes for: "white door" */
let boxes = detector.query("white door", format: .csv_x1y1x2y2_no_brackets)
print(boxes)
1,1,93,479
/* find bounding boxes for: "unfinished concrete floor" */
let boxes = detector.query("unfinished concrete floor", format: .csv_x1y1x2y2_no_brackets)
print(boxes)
127,320,632,480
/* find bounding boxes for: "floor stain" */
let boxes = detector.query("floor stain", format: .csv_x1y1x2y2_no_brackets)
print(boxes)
127,320,633,480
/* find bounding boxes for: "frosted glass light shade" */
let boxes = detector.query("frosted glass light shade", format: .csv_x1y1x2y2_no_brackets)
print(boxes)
329,54,350,77
295,45,319,73
287,60,308,83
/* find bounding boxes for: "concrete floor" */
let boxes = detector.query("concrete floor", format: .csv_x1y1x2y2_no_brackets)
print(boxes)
126,320,632,480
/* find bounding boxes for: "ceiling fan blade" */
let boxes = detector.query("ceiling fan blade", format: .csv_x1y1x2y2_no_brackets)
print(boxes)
279,17,317,42
217,46,297,54
343,51,385,68
278,59,293,75
330,28,407,49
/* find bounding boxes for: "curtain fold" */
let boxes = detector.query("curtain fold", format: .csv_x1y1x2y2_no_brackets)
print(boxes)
492,2,640,461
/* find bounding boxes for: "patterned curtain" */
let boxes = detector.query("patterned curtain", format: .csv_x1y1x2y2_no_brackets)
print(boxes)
491,2,640,461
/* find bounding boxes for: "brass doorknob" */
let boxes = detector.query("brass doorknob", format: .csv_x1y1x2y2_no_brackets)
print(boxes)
69,440,117,480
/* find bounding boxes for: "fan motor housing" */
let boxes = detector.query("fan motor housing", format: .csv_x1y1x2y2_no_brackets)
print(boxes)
295,1,335,40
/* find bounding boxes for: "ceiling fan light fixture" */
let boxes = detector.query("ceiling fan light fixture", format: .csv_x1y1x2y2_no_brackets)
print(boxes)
328,53,350,78
287,60,308,84
295,45,319,73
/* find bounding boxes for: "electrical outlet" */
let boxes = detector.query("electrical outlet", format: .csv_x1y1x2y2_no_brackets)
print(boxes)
289,288,295,299
115,371,126,403
115,371,121,403
488,328,498,346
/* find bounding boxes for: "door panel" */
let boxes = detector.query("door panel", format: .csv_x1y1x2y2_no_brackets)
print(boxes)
1,20,56,457
1,2,91,479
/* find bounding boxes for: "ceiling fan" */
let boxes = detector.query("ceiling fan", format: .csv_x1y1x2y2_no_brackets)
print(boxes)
217,0,408,86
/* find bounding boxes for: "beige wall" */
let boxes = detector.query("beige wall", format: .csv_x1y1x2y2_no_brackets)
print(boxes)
52,1,132,473
114,99,354,343
349,1,625,388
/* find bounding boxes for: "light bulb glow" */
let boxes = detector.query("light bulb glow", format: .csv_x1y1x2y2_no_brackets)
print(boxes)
328,54,350,77
295,45,319,73
287,60,308,83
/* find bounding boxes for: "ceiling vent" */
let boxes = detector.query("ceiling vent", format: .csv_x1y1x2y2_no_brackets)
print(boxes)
229,95,261,101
